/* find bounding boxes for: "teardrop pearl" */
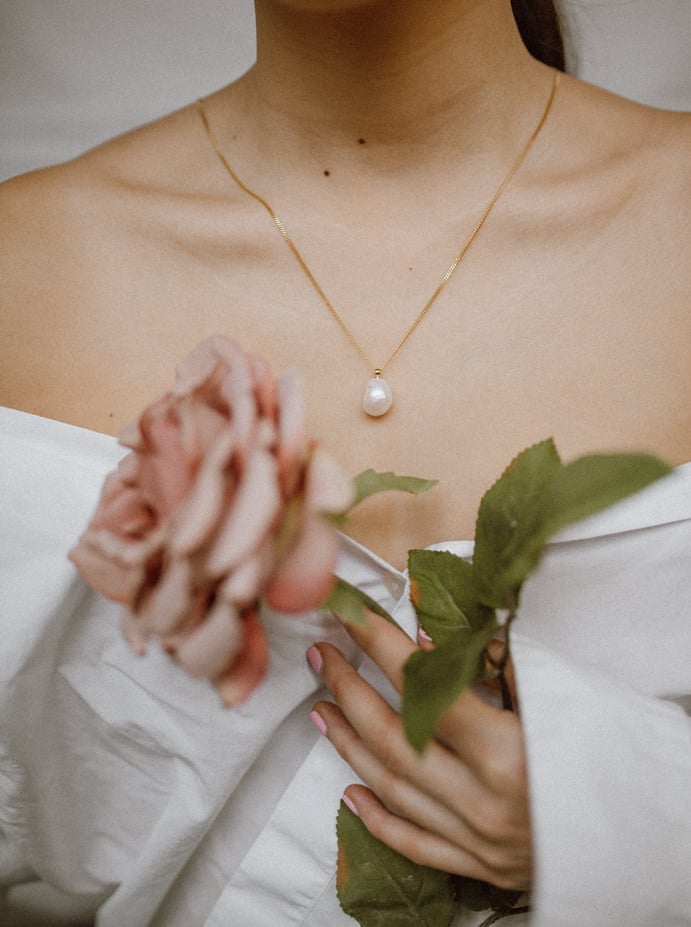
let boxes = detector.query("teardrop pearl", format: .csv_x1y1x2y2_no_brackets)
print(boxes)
362,375,393,417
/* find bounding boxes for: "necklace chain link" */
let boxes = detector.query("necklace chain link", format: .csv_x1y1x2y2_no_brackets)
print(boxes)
195,70,560,376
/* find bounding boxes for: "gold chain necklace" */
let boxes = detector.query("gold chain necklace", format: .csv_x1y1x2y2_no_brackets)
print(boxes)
195,69,560,418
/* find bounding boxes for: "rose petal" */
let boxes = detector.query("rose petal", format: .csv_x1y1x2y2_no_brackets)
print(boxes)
174,598,244,679
176,395,228,460
219,365,255,455
120,607,150,655
69,531,151,604
218,538,276,607
276,367,306,495
205,447,282,577
155,587,210,653
95,526,162,566
98,467,133,504
216,608,268,705
197,336,259,453
137,558,194,636
305,446,355,514
255,418,277,452
89,486,156,538
137,406,196,515
169,430,236,557
249,353,277,419
173,337,225,395
118,419,144,451
207,335,251,376
264,512,339,612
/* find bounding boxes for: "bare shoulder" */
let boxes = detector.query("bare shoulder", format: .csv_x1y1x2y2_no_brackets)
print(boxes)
566,75,689,203
547,76,690,287
624,94,690,210
0,161,101,417
538,77,691,462
0,103,222,431
0,101,211,284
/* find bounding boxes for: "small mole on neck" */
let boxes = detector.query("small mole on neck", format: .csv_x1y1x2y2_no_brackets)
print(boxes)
323,169,331,176
358,138,366,145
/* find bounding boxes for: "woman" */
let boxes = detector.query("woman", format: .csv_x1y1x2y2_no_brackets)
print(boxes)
0,1,689,925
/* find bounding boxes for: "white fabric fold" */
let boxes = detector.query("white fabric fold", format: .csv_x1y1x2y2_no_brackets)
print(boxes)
514,634,691,927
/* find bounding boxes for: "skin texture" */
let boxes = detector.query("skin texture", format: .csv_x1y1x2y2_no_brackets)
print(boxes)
309,614,531,888
1,0,689,891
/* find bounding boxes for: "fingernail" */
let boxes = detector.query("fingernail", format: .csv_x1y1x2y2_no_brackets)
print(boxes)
342,793,359,817
418,627,433,643
307,645,323,674
310,709,328,736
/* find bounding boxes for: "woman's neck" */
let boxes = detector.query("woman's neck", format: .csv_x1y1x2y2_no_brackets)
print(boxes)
234,0,550,183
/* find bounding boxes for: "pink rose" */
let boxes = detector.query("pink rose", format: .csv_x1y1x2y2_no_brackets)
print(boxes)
69,336,354,705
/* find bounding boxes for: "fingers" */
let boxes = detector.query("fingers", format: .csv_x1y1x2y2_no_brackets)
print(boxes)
334,608,416,693
332,611,518,762
417,626,436,651
435,688,523,768
309,642,455,788
316,701,472,841
342,786,531,890
313,694,514,871
311,643,528,834
309,635,532,890
311,688,482,837
342,786,493,884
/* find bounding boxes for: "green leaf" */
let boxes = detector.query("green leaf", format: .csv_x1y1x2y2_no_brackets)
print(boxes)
490,451,672,596
408,550,471,636
352,469,439,509
525,451,670,550
324,577,397,627
408,549,496,646
402,622,497,753
336,801,456,927
409,570,469,632
472,439,562,609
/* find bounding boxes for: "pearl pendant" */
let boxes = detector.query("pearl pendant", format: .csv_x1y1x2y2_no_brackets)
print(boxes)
362,371,393,417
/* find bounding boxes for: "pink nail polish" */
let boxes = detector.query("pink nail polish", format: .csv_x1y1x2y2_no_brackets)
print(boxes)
418,627,433,643
342,793,359,817
310,709,328,736
307,645,323,674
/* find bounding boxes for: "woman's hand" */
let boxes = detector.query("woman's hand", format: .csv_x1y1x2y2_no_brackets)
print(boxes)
307,612,532,890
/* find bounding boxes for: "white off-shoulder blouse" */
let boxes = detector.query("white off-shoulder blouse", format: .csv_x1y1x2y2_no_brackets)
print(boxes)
1,406,690,927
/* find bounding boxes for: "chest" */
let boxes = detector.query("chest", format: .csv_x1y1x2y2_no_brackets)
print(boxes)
29,197,690,562
101,205,687,433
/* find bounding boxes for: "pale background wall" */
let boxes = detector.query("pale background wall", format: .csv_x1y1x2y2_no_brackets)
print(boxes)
0,0,689,182
557,0,691,109
0,0,257,181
